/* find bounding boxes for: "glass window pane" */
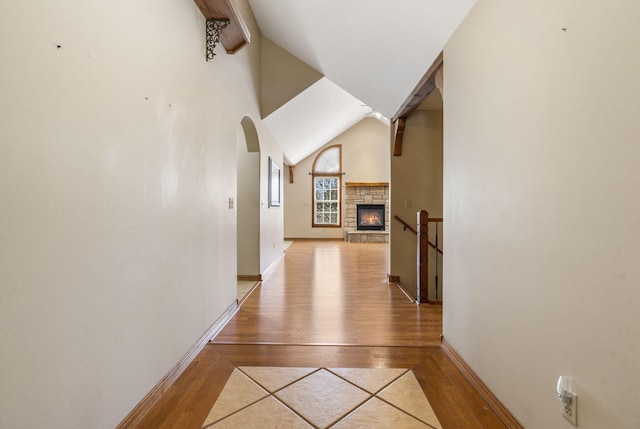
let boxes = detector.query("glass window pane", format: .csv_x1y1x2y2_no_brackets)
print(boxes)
312,173,340,226
314,147,340,173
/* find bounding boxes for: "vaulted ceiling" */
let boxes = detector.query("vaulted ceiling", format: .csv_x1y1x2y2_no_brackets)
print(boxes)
248,0,475,165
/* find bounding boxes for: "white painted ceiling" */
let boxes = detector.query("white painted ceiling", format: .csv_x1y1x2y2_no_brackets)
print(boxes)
264,78,373,165
248,0,475,165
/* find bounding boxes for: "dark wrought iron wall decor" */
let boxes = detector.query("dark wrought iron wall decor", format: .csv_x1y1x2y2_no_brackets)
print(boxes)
206,18,230,61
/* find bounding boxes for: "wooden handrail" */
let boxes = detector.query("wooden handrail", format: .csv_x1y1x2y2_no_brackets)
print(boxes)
393,215,417,234
393,215,443,255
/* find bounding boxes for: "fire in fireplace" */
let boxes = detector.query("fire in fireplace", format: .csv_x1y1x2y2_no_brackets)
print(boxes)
356,204,385,231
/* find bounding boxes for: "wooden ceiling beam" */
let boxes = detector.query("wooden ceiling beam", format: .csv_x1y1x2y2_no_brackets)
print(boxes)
193,0,251,54
393,117,406,157
392,52,443,122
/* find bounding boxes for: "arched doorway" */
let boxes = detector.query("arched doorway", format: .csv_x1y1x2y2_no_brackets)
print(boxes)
236,116,261,300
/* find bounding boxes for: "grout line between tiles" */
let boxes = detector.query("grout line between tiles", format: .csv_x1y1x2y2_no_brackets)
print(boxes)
201,394,268,428
268,391,321,429
325,367,411,396
237,366,323,395
323,395,374,429
372,394,439,429
204,366,441,429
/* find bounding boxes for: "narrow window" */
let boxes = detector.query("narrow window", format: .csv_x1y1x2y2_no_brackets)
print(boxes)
312,145,342,227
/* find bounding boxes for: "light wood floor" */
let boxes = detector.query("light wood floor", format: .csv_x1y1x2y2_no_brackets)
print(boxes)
218,241,442,347
130,241,507,428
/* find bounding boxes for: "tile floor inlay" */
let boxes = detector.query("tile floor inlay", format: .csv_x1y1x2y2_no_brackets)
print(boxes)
239,366,318,392
209,396,313,429
377,371,443,429
274,369,371,428
201,369,269,426
332,397,430,429
328,368,409,394
201,367,443,429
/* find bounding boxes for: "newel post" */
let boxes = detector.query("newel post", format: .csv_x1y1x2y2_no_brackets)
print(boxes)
417,210,429,303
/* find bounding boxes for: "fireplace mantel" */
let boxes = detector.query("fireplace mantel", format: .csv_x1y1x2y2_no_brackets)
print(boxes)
345,182,389,187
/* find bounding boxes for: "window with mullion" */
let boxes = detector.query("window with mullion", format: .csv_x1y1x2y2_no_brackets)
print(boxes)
313,176,340,226
312,145,342,227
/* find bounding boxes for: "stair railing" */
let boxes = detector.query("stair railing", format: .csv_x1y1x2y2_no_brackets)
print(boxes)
394,211,443,303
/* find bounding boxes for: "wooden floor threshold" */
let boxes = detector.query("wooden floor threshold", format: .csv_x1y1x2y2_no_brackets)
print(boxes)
209,340,442,348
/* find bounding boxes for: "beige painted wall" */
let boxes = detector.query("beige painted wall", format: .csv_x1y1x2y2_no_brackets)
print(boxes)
390,110,443,300
284,117,389,238
261,36,323,118
0,0,282,427
444,1,640,428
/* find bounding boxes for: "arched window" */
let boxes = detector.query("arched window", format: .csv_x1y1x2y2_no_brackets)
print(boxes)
312,145,342,227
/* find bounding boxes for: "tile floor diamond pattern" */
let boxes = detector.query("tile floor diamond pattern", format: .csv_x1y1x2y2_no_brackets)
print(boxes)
274,369,370,428
201,369,269,426
328,368,409,394
201,367,443,429
378,372,443,429
239,366,318,392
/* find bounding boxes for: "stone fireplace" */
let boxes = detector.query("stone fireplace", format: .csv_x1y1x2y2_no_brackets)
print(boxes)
344,183,389,242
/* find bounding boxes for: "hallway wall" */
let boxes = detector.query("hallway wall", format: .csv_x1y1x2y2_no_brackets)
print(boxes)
444,0,640,428
0,0,281,427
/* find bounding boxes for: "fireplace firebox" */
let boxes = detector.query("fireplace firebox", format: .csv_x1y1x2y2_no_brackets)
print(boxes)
356,204,385,231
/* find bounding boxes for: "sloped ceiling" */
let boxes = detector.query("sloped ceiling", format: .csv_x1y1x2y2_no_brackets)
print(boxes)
249,0,475,164
264,78,373,165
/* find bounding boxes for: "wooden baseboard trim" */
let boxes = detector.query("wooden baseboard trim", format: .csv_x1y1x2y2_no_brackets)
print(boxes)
237,274,262,282
116,301,239,429
388,274,400,283
440,337,524,429
427,299,443,305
